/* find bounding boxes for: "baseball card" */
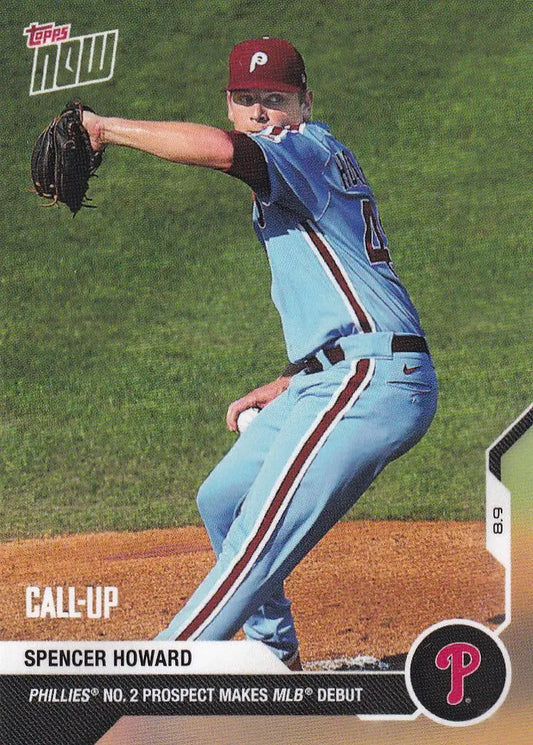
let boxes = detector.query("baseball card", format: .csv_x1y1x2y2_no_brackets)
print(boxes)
1,1,531,743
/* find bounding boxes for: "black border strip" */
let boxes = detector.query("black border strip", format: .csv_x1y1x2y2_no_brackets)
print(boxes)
0,673,414,745
488,404,533,481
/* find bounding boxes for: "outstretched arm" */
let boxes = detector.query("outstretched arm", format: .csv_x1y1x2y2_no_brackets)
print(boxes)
82,109,280,432
83,110,234,170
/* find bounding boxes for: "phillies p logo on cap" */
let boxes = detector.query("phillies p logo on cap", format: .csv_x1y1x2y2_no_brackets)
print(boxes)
225,37,307,92
249,51,268,73
406,620,511,725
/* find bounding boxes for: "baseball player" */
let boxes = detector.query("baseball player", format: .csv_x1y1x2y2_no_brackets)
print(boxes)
83,38,437,669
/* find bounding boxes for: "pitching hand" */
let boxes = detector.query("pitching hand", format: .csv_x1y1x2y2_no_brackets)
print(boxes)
226,377,291,432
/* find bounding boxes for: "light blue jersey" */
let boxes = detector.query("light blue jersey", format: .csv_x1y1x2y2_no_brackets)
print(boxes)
157,119,437,666
248,122,424,362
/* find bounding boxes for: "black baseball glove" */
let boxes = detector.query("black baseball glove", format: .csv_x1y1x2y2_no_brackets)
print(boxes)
30,101,103,215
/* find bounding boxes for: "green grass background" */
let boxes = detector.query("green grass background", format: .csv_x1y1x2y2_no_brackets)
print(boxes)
1,0,531,539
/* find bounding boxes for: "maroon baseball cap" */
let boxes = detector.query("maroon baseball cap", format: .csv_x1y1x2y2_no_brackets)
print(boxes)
225,37,307,92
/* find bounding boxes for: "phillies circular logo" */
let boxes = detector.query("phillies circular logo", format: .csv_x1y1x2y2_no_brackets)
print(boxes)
406,620,511,726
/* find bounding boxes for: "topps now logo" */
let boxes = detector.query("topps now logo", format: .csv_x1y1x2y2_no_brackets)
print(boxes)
406,620,511,726
23,21,118,96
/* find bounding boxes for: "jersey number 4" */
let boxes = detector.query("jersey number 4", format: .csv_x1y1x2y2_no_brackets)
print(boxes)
362,200,392,266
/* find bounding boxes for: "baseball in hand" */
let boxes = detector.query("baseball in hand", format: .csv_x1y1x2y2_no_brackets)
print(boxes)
237,407,260,434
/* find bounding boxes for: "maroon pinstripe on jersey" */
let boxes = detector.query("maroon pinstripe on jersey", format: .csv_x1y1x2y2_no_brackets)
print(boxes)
303,222,374,334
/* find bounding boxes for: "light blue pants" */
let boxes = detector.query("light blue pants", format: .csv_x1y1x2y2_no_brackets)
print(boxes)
156,343,437,660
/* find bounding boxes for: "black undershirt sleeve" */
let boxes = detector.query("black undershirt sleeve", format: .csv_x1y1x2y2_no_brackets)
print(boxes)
224,130,270,195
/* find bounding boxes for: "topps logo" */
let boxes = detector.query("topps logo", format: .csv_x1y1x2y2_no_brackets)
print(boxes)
23,21,119,96
24,22,71,47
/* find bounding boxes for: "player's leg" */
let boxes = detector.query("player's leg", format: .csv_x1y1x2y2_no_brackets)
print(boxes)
156,354,437,655
196,387,291,551
193,387,298,654
242,352,438,660
241,583,298,662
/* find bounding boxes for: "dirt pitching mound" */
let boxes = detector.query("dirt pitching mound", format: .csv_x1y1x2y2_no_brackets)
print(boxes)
0,521,504,664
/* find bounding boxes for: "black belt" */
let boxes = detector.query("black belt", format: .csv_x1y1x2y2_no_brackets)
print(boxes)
391,335,430,354
283,335,429,376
